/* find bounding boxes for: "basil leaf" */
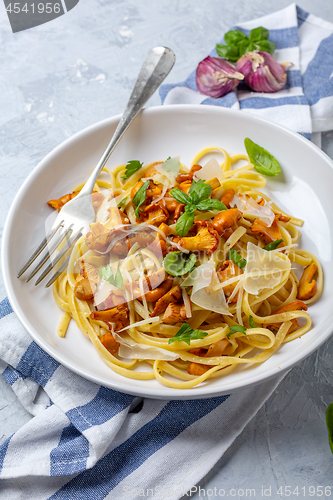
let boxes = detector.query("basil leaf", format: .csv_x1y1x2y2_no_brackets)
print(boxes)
163,251,197,277
185,204,197,213
216,44,239,62
175,212,195,237
161,156,181,179
238,40,255,57
249,26,269,41
122,160,143,180
196,199,227,212
170,188,192,205
224,29,247,46
98,265,123,289
249,315,257,328
326,404,333,454
263,239,283,251
117,196,127,208
227,324,247,339
168,322,208,345
254,39,275,55
244,138,281,177
189,179,212,203
132,180,150,218
229,249,247,270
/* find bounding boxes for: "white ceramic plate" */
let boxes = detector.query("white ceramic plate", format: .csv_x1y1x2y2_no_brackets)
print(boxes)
2,105,333,400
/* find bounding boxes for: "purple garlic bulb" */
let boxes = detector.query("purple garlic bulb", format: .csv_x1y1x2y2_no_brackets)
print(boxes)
196,56,244,98
236,51,287,93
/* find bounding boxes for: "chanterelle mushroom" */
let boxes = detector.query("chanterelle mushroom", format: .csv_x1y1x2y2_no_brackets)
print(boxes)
140,202,169,226
178,221,219,255
212,208,242,235
90,303,129,332
162,303,188,324
297,262,318,300
268,300,308,334
150,285,182,317
217,260,243,303
74,278,96,301
85,222,111,251
187,339,229,375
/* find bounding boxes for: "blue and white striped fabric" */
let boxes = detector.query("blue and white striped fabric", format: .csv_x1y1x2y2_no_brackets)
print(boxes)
0,298,283,498
160,4,333,146
1,4,332,499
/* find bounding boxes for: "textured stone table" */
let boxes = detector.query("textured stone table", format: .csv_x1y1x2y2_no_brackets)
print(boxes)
0,0,333,497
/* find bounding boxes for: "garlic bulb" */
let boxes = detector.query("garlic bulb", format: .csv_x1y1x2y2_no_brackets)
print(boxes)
236,51,287,93
196,56,244,98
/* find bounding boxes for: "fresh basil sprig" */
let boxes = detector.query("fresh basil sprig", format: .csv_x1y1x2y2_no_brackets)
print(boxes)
132,180,150,218
176,212,195,238
122,160,143,180
263,239,283,251
188,179,212,203
229,249,247,270
326,404,333,454
163,251,197,277
244,138,281,177
168,322,208,345
169,189,192,205
98,265,123,289
227,324,247,339
216,27,275,62
196,199,227,211
171,179,227,237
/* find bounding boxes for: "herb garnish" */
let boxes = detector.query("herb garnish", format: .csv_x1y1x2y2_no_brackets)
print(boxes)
117,196,128,208
229,249,247,270
249,315,257,328
244,138,281,177
170,179,227,237
227,324,247,339
263,239,283,251
132,180,150,218
163,251,197,277
168,322,208,345
122,160,143,180
216,27,275,62
98,265,123,288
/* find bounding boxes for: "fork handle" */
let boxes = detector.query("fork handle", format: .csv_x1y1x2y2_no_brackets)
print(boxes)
79,46,176,197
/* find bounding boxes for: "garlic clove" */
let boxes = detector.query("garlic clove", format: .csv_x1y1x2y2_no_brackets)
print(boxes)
196,56,244,98
236,51,288,93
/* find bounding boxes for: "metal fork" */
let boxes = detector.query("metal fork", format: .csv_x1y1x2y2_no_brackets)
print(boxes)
17,46,176,287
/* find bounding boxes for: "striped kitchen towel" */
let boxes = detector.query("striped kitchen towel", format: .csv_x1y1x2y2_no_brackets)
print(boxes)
160,3,333,146
1,4,332,499
0,297,284,498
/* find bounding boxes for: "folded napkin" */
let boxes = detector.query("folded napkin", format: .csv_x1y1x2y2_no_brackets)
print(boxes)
1,4,333,499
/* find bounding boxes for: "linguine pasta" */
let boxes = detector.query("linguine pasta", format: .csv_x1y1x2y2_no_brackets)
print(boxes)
48,146,323,389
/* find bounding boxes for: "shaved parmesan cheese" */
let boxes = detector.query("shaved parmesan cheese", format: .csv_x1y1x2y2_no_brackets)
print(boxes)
156,156,180,186
94,280,118,306
194,158,225,184
243,242,291,295
96,194,116,224
182,288,192,318
181,262,232,316
117,316,160,332
151,184,168,204
113,331,179,361
231,194,275,227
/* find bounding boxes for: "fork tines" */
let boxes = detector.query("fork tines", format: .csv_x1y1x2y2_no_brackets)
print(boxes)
17,223,83,286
